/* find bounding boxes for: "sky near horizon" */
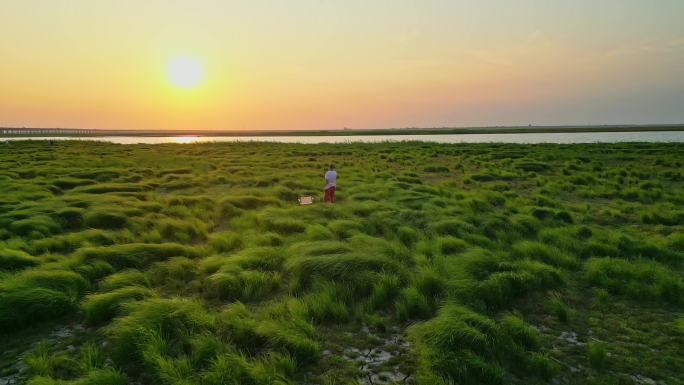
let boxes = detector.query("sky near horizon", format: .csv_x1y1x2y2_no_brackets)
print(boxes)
1,1,683,131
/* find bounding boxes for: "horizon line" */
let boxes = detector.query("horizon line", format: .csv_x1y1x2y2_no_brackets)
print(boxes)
3,123,684,132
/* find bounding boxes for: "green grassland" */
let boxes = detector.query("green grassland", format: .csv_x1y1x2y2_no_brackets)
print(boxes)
0,140,683,385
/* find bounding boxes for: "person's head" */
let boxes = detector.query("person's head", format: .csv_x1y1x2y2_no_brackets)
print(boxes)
329,164,335,170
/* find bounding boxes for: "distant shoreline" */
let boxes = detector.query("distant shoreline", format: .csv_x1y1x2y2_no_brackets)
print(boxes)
2,124,684,137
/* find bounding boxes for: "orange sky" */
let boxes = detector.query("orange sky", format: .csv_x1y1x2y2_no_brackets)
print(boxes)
1,1,683,130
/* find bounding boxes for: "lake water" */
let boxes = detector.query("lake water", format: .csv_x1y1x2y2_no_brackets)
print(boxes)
4,131,684,144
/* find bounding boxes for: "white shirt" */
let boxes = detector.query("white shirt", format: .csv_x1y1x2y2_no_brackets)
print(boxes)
325,170,337,189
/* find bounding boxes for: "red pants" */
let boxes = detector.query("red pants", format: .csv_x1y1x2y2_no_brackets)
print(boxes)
323,186,335,203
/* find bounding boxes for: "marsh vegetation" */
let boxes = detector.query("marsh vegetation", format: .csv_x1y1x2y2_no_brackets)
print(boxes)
0,141,683,385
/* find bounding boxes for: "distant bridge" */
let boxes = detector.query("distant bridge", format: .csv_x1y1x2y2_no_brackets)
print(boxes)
0,127,101,136
1,128,99,136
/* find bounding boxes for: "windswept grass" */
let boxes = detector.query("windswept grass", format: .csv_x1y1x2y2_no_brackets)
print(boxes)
1,140,683,384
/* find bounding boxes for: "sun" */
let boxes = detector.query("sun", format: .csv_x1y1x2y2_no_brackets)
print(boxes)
167,56,204,88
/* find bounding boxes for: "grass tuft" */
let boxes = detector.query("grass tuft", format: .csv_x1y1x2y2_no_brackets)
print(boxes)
587,341,608,370
0,248,40,270
585,257,684,305
84,210,128,229
105,297,214,365
82,286,156,324
205,270,281,301
77,242,199,269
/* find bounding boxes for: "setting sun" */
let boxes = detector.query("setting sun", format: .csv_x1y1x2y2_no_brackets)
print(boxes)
167,56,204,88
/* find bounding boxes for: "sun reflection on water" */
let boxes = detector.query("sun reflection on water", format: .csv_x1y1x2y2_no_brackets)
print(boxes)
172,136,205,144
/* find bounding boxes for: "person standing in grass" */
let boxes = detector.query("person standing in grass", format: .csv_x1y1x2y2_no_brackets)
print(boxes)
323,164,337,205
